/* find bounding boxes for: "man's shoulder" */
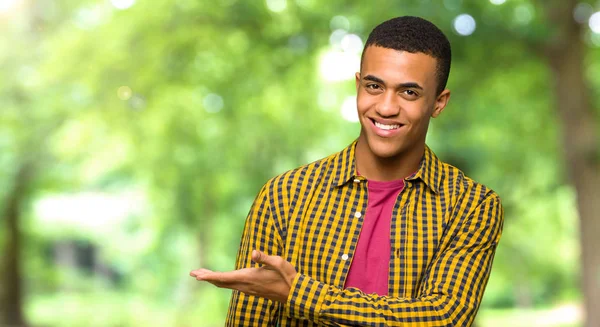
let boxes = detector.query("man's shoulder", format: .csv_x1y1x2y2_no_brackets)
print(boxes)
262,150,340,192
436,159,501,205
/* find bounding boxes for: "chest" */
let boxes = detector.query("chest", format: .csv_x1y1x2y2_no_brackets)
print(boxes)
284,181,450,297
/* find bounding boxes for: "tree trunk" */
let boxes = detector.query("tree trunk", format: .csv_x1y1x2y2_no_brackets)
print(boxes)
0,162,33,327
543,1,600,326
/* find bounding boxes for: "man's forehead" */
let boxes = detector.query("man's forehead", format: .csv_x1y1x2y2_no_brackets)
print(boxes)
360,46,438,83
361,45,437,65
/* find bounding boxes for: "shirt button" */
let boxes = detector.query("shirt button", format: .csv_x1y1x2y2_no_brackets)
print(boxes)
354,212,362,218
341,254,349,261
353,178,360,183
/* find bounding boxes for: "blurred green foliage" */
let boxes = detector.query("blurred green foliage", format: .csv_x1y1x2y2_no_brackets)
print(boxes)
1,0,599,326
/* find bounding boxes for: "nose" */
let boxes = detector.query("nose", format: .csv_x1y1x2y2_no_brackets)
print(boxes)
376,91,400,117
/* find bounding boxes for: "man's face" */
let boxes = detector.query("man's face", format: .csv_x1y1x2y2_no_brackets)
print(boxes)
355,46,450,160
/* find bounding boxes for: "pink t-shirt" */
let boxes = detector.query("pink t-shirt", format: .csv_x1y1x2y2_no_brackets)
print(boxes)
344,178,405,295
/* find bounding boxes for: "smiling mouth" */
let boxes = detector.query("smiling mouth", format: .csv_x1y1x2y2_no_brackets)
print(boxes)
370,119,403,130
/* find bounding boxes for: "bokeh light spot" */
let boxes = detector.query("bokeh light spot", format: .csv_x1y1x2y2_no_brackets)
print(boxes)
319,51,360,82
340,96,359,122
110,0,135,10
129,95,146,110
117,86,132,100
573,3,593,24
0,0,18,12
203,93,224,113
453,14,476,36
589,12,600,34
266,0,286,13
330,15,350,31
74,6,105,30
329,29,347,48
341,34,363,54
514,4,534,25
489,0,505,5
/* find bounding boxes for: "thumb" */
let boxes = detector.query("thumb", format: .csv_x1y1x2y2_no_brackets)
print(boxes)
251,249,280,267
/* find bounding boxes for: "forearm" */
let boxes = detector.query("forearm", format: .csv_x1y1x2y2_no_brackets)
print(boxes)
285,274,472,327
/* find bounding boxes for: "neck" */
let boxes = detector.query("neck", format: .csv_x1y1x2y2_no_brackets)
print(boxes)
354,137,424,182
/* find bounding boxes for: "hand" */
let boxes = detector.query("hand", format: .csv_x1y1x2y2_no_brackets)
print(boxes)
190,250,297,303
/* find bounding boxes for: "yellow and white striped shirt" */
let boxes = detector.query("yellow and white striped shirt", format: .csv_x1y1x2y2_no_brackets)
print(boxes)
226,141,504,326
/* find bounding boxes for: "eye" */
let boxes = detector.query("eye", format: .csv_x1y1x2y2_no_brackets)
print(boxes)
401,89,420,99
365,83,384,94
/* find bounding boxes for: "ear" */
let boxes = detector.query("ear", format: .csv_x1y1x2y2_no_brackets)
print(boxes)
431,89,451,118
355,72,361,91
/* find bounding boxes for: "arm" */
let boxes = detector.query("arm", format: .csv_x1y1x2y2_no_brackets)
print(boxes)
225,183,284,326
285,192,504,327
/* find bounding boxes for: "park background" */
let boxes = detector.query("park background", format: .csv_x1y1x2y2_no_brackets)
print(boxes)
1,0,599,326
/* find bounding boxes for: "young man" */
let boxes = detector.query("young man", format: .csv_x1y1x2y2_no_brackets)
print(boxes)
190,16,504,326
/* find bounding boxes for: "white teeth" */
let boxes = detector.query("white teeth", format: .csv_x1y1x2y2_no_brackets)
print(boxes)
374,121,401,130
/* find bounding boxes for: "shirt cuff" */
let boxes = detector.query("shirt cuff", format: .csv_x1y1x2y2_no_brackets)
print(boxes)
285,274,328,324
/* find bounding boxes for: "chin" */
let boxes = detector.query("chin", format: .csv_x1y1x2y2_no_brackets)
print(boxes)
367,139,405,160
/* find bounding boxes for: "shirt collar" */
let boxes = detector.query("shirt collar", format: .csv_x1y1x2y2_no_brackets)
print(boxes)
331,140,442,194
405,145,442,194
331,140,359,188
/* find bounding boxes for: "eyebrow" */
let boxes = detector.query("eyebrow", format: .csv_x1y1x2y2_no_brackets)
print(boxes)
363,74,424,90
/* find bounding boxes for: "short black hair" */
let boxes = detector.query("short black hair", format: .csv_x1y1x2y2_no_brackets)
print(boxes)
362,16,452,96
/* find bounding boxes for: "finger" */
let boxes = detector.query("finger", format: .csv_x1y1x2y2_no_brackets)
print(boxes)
195,268,253,284
251,250,283,268
190,268,213,278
